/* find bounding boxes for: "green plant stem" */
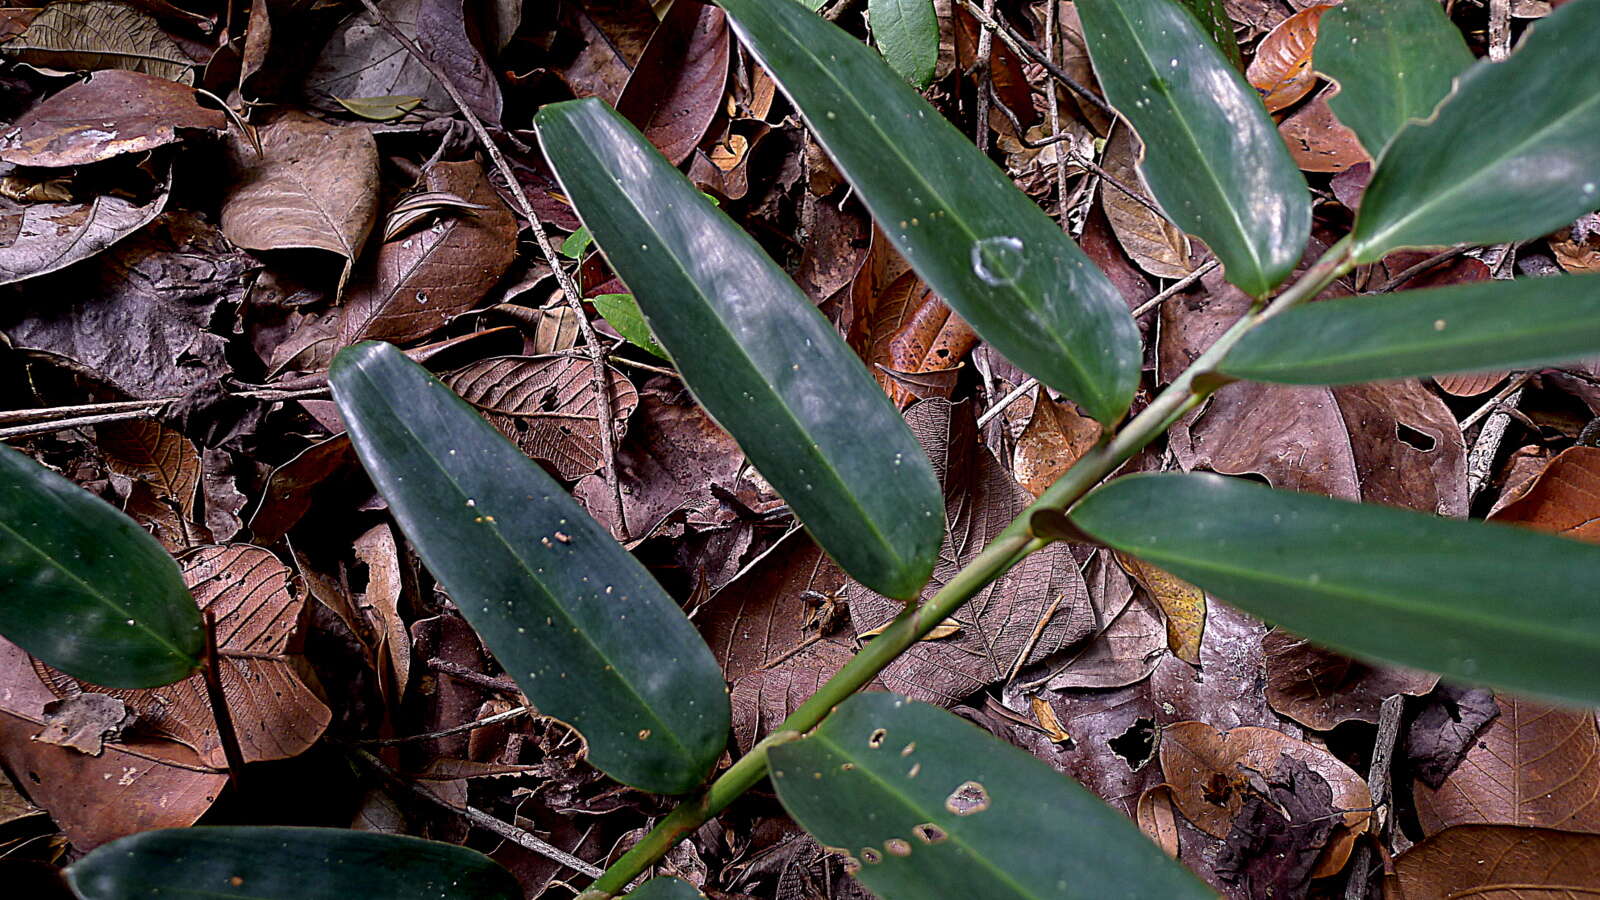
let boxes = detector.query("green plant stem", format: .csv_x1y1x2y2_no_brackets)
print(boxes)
578,240,1353,898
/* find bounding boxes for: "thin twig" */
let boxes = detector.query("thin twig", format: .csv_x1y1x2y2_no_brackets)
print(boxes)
0,387,331,440
976,378,1038,428
1344,694,1406,900
350,747,605,880
1130,259,1220,318
1045,0,1072,231
201,611,247,783
354,0,629,541
354,705,534,746
1373,246,1470,294
973,0,998,153
0,409,163,440
955,0,1116,120
428,656,523,694
0,398,166,425
1459,372,1532,431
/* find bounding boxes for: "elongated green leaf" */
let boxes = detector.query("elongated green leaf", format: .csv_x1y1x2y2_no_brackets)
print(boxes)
1078,0,1309,298
716,0,1141,426
1350,0,1600,263
868,0,938,89
1315,0,1473,159
770,693,1212,899
66,827,519,899
1222,275,1600,385
593,293,669,361
1070,473,1600,706
626,877,705,900
536,99,942,600
1175,0,1243,70
0,444,202,688
330,342,728,793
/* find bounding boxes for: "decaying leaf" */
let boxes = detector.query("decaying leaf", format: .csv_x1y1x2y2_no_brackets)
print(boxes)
97,417,205,549
1492,445,1600,541
0,69,223,168
2,0,194,83
1013,394,1102,499
221,112,380,297
34,693,133,755
444,355,638,481
1278,92,1368,173
851,271,978,409
1116,552,1206,665
1246,4,1334,113
1101,125,1195,279
1390,825,1600,899
354,523,410,706
1043,549,1167,691
0,172,170,286
1262,631,1437,731
34,545,331,768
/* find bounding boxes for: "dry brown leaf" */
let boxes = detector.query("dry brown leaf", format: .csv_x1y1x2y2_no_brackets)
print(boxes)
3,0,193,83
1045,549,1166,691
1262,631,1438,731
1435,370,1507,396
1279,92,1369,173
0,637,227,849
1493,445,1600,543
221,112,379,297
97,417,203,548
36,545,330,767
0,69,222,167
0,175,169,286
1013,394,1101,499
1414,694,1600,837
1116,552,1206,665
1390,825,1600,899
728,640,856,754
1029,695,1073,744
614,0,729,165
354,523,410,706
1247,4,1335,113
1159,721,1370,877
1136,785,1182,858
1551,215,1600,274
445,355,639,481
851,270,978,409
1101,125,1194,279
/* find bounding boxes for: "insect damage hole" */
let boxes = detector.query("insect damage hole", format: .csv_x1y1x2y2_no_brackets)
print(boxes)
884,838,912,857
912,823,949,844
1395,423,1436,452
860,847,883,864
868,727,887,748
1108,717,1157,771
945,780,990,816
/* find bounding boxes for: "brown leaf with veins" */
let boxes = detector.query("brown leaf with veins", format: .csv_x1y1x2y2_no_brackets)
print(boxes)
851,271,978,409
1116,552,1206,665
848,400,1094,706
98,417,205,549
1390,825,1600,899
445,355,638,481
1414,695,1600,837
615,0,729,165
1247,4,1334,112
729,641,857,754
354,523,410,706
221,112,379,297
1262,631,1437,731
0,169,169,286
1044,549,1166,691
0,70,222,167
698,530,851,684
35,545,330,767
1491,445,1600,542
1101,125,1194,279
1013,394,1102,499
0,637,227,849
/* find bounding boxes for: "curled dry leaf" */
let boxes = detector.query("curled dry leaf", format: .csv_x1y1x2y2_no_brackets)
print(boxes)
1116,552,1206,665
0,637,227,849
1159,721,1370,876
1101,125,1195,280
1,0,193,83
851,270,979,409
221,113,380,297
1390,825,1600,899
615,0,730,165
1492,445,1600,542
1246,4,1334,113
444,355,639,481
1262,630,1438,731
1551,213,1600,274
0,169,169,286
0,69,223,168
307,0,498,122
97,417,205,549
34,545,331,767
353,523,410,706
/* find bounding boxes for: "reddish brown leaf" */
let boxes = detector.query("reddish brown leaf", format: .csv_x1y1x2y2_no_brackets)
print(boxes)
1278,92,1368,173
1013,394,1102,498
444,355,638,481
98,417,205,549
1552,215,1600,274
1101,125,1194,279
852,271,979,409
697,530,850,684
248,436,358,544
1263,631,1438,731
0,70,222,167
615,0,729,165
1493,446,1600,542
955,4,1036,135
1390,825,1600,899
1247,4,1334,113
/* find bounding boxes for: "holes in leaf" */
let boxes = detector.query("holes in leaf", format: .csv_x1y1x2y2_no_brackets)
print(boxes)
860,847,883,864
912,823,948,844
945,781,989,816
884,838,912,857
1396,423,1436,452
868,728,887,748
1108,717,1157,771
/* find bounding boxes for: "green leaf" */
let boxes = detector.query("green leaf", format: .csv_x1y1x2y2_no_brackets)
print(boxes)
1077,0,1310,298
1350,0,1600,263
716,0,1141,426
66,827,520,899
1314,0,1473,159
769,693,1213,900
868,0,938,89
625,877,706,900
1070,473,1600,706
536,99,943,600
0,444,202,688
593,293,670,361
559,226,592,259
1174,0,1244,70
330,342,728,793
1222,275,1600,385
333,95,423,122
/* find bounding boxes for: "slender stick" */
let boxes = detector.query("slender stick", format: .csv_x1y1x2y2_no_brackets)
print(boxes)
955,0,1116,120
579,241,1358,897
353,705,533,746
200,611,247,782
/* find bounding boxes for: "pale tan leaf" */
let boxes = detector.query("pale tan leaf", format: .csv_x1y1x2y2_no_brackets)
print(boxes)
1101,125,1194,279
3,0,193,83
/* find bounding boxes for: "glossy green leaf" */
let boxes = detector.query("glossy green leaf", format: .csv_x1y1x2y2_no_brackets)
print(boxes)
536,99,943,600
1070,473,1600,706
869,0,938,89
625,877,706,900
1350,0,1600,263
66,827,520,899
593,293,669,361
1315,0,1473,159
330,342,728,793
1078,0,1310,298
1175,0,1243,70
0,443,202,688
716,0,1141,426
769,693,1212,899
1222,275,1600,385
